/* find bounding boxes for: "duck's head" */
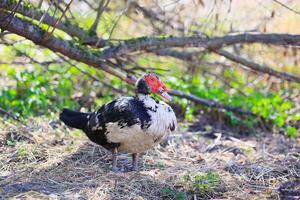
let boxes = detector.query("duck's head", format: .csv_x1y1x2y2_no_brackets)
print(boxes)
136,73,172,101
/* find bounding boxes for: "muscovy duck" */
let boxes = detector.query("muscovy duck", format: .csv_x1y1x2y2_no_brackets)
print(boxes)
59,73,176,172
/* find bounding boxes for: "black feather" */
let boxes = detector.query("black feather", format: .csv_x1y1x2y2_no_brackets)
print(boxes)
59,108,89,130
60,97,152,151
168,121,175,131
136,78,150,95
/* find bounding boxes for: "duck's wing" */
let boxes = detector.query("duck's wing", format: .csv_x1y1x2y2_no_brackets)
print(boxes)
87,97,152,132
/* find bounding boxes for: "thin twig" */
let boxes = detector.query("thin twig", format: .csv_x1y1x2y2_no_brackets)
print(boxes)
0,0,92,41
1,0,22,29
43,0,74,41
89,0,110,33
57,55,125,94
273,0,300,15
38,0,54,26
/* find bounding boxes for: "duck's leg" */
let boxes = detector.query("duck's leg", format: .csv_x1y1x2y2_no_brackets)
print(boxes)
111,147,119,172
132,153,139,171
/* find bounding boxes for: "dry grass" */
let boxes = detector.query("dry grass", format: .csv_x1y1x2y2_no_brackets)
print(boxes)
0,118,299,200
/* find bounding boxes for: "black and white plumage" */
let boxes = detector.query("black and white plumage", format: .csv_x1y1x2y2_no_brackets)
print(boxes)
60,73,176,172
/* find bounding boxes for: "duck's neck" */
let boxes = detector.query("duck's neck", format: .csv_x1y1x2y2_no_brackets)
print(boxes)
136,93,150,101
136,93,158,108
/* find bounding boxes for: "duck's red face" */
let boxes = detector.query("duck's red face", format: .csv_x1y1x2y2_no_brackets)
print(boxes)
143,74,172,101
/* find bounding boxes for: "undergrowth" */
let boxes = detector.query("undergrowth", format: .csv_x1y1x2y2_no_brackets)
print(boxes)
167,71,299,138
0,62,299,138
183,171,222,198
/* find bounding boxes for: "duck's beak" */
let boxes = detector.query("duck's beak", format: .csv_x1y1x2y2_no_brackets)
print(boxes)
159,84,172,101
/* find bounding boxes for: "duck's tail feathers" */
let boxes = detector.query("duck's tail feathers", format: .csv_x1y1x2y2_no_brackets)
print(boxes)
59,108,90,130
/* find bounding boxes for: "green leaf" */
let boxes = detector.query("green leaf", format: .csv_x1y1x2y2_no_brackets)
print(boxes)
286,126,298,138
6,139,16,146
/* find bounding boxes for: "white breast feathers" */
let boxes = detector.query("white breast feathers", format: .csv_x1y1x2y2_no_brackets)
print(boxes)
140,95,177,141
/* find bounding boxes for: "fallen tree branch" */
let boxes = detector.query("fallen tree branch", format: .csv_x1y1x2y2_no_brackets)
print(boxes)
152,48,207,62
214,49,300,83
2,0,22,30
0,0,107,47
4,1,300,61
129,2,300,83
100,33,300,59
0,0,84,39
169,90,253,115
0,10,254,115
150,48,300,83
0,10,128,80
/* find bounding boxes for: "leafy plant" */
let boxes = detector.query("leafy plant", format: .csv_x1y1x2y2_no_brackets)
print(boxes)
285,126,298,138
161,187,186,200
6,138,16,146
166,73,298,138
17,146,29,157
0,65,79,117
183,171,221,196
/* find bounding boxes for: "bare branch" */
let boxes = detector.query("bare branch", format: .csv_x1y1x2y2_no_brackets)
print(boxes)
89,0,110,33
44,0,74,41
169,90,253,115
0,0,82,38
57,55,125,94
0,10,129,82
0,61,62,65
47,0,75,20
131,1,184,33
99,33,300,59
214,49,300,83
38,0,54,26
152,47,300,83
273,0,300,15
0,0,106,47
0,9,271,115
2,0,22,29
152,48,206,62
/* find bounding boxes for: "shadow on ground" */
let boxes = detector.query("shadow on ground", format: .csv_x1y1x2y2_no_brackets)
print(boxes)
1,142,181,199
